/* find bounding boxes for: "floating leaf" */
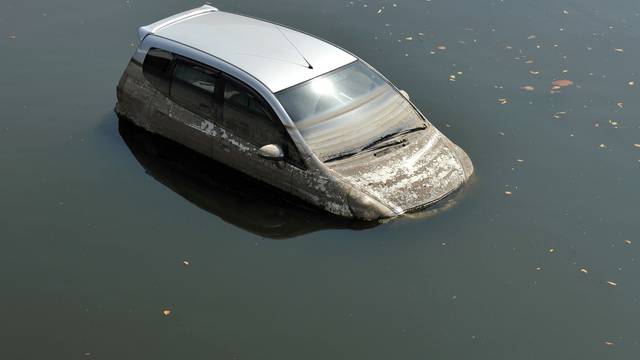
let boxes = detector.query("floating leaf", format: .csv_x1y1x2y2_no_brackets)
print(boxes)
162,309,172,316
624,239,632,244
552,79,573,87
553,111,567,119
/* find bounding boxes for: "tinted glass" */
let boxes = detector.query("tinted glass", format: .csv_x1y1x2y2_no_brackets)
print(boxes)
142,48,174,94
276,61,424,161
170,59,218,119
223,78,304,166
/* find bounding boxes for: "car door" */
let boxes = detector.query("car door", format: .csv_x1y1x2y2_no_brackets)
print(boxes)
213,75,305,194
142,50,222,157
166,56,222,156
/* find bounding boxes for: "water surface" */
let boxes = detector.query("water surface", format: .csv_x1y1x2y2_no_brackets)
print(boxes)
1,0,639,359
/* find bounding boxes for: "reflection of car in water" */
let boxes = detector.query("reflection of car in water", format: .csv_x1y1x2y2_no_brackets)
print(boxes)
118,118,376,239
116,5,474,221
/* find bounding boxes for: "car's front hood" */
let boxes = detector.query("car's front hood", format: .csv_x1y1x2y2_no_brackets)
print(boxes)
327,126,473,214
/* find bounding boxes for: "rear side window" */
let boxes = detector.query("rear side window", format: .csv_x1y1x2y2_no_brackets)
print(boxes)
142,48,174,95
170,58,219,120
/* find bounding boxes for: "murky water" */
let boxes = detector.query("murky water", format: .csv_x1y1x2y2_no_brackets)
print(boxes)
2,0,639,358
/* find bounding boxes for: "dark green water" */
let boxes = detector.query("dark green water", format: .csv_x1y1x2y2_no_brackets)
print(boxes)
2,0,639,358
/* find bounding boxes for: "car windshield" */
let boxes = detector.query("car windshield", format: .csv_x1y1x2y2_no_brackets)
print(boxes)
276,61,425,162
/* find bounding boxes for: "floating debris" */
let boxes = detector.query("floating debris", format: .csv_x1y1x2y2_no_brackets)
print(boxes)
634,144,640,149
527,35,537,40
162,309,172,316
404,36,413,41
604,341,615,347
614,48,624,53
498,98,508,105
617,102,624,109
629,81,636,86
504,191,513,196
562,10,569,15
553,111,567,119
624,239,632,245
552,79,573,87
580,268,589,274
548,248,555,253
7,34,16,40
521,85,535,91
436,45,447,50
599,144,608,149
606,281,617,287
529,70,540,75
449,74,457,82
182,260,190,266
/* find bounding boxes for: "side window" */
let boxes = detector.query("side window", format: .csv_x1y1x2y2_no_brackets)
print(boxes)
142,48,174,95
170,58,219,120
223,77,304,167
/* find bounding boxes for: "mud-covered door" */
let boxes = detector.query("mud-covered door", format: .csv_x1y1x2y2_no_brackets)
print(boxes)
164,57,221,157
213,76,293,193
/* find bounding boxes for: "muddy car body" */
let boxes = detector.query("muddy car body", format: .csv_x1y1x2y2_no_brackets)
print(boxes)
116,5,474,220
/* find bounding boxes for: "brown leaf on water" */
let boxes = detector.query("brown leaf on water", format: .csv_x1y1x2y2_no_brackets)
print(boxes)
552,79,573,87
521,85,535,91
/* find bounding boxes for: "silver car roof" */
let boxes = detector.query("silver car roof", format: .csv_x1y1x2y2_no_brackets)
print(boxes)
139,5,357,93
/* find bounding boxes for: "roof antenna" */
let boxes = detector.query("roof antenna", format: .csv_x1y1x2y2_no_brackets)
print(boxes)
275,25,314,69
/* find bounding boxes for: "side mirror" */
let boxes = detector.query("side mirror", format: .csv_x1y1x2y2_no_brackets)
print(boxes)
399,89,410,100
257,144,284,160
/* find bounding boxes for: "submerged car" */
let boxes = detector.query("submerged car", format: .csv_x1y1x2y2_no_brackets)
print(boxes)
116,4,474,220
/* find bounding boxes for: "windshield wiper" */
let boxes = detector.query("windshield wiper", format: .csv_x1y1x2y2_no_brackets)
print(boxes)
361,125,427,151
324,150,360,163
323,125,427,163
